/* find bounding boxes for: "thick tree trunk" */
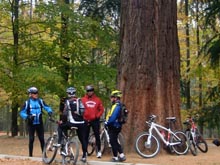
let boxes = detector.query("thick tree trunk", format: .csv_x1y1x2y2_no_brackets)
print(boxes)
118,0,181,151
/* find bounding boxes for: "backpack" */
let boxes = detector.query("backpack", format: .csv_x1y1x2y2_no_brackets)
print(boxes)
118,103,129,124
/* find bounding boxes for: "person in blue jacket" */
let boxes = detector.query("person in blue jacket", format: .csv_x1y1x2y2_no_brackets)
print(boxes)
105,90,126,162
20,87,53,157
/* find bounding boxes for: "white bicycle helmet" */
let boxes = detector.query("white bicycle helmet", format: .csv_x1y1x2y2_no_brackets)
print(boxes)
66,87,76,97
28,87,38,94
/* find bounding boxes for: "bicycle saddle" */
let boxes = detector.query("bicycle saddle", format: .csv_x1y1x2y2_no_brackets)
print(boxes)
70,127,78,130
166,117,176,122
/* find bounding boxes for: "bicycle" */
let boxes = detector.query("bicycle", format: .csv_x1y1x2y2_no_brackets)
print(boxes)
87,119,124,156
42,117,83,165
135,114,189,158
183,116,208,156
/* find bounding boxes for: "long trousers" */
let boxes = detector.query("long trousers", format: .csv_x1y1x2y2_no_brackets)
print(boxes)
28,124,45,157
108,126,123,157
85,119,101,152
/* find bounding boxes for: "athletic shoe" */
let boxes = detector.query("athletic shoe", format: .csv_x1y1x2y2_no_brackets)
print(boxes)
111,157,119,162
96,151,102,158
80,157,87,163
118,155,126,162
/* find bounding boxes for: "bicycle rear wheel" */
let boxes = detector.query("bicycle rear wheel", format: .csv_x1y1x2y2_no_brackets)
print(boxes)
42,136,58,164
118,133,125,150
87,133,96,156
62,138,79,165
196,135,208,153
171,131,189,155
135,132,160,158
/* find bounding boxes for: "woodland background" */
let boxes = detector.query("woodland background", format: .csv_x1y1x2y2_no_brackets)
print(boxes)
0,0,220,150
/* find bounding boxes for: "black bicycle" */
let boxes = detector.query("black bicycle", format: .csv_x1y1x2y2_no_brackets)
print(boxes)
183,117,208,156
42,118,83,165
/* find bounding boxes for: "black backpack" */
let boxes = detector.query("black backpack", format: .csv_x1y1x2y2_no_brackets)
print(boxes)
118,103,129,124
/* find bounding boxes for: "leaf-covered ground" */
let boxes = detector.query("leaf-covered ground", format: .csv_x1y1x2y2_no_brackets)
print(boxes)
0,133,219,165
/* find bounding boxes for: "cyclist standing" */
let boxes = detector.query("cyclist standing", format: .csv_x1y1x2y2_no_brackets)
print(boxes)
105,90,126,162
81,85,104,158
57,87,87,162
20,87,53,157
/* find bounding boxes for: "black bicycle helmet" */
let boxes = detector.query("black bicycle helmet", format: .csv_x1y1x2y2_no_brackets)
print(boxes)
86,85,94,92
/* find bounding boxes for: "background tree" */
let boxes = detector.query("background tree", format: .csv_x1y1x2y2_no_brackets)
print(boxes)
118,0,181,150
0,0,118,136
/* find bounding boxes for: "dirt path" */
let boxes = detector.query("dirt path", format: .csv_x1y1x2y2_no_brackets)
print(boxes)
0,134,219,165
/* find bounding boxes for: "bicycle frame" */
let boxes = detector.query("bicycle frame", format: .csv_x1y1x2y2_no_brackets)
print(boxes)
189,118,197,142
147,121,182,147
43,117,83,164
100,127,111,146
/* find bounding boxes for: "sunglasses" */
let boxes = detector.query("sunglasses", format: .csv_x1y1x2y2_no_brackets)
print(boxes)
86,90,94,92
67,92,75,95
31,92,38,94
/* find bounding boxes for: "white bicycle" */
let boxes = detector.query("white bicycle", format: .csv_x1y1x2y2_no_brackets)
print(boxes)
135,114,189,158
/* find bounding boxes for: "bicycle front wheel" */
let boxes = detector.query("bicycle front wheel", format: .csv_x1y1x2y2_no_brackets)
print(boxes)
87,133,96,156
100,132,108,155
171,131,189,155
62,138,79,165
186,131,197,156
135,132,160,158
196,135,208,153
42,136,58,164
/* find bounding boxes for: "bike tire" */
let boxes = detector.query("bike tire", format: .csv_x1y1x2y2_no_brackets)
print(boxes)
87,133,96,156
186,131,197,156
42,136,58,164
196,135,208,153
118,133,125,151
171,131,189,155
135,132,160,158
62,138,79,165
100,132,108,155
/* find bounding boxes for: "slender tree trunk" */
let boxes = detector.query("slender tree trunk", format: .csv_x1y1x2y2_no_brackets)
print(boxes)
185,0,191,109
60,0,70,83
196,0,204,134
11,0,19,137
118,0,181,151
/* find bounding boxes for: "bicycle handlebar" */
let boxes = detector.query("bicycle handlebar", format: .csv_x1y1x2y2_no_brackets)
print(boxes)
99,119,106,123
49,117,57,123
48,117,84,124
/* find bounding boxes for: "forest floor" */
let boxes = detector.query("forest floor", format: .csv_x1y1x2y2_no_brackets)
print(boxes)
0,132,219,165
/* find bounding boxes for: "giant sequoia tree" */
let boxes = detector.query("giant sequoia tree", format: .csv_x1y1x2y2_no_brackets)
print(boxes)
118,1,181,149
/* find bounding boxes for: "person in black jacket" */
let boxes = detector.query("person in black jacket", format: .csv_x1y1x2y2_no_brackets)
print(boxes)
57,87,87,162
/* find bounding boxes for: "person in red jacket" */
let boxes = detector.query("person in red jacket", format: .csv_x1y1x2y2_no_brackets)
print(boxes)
82,85,104,158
